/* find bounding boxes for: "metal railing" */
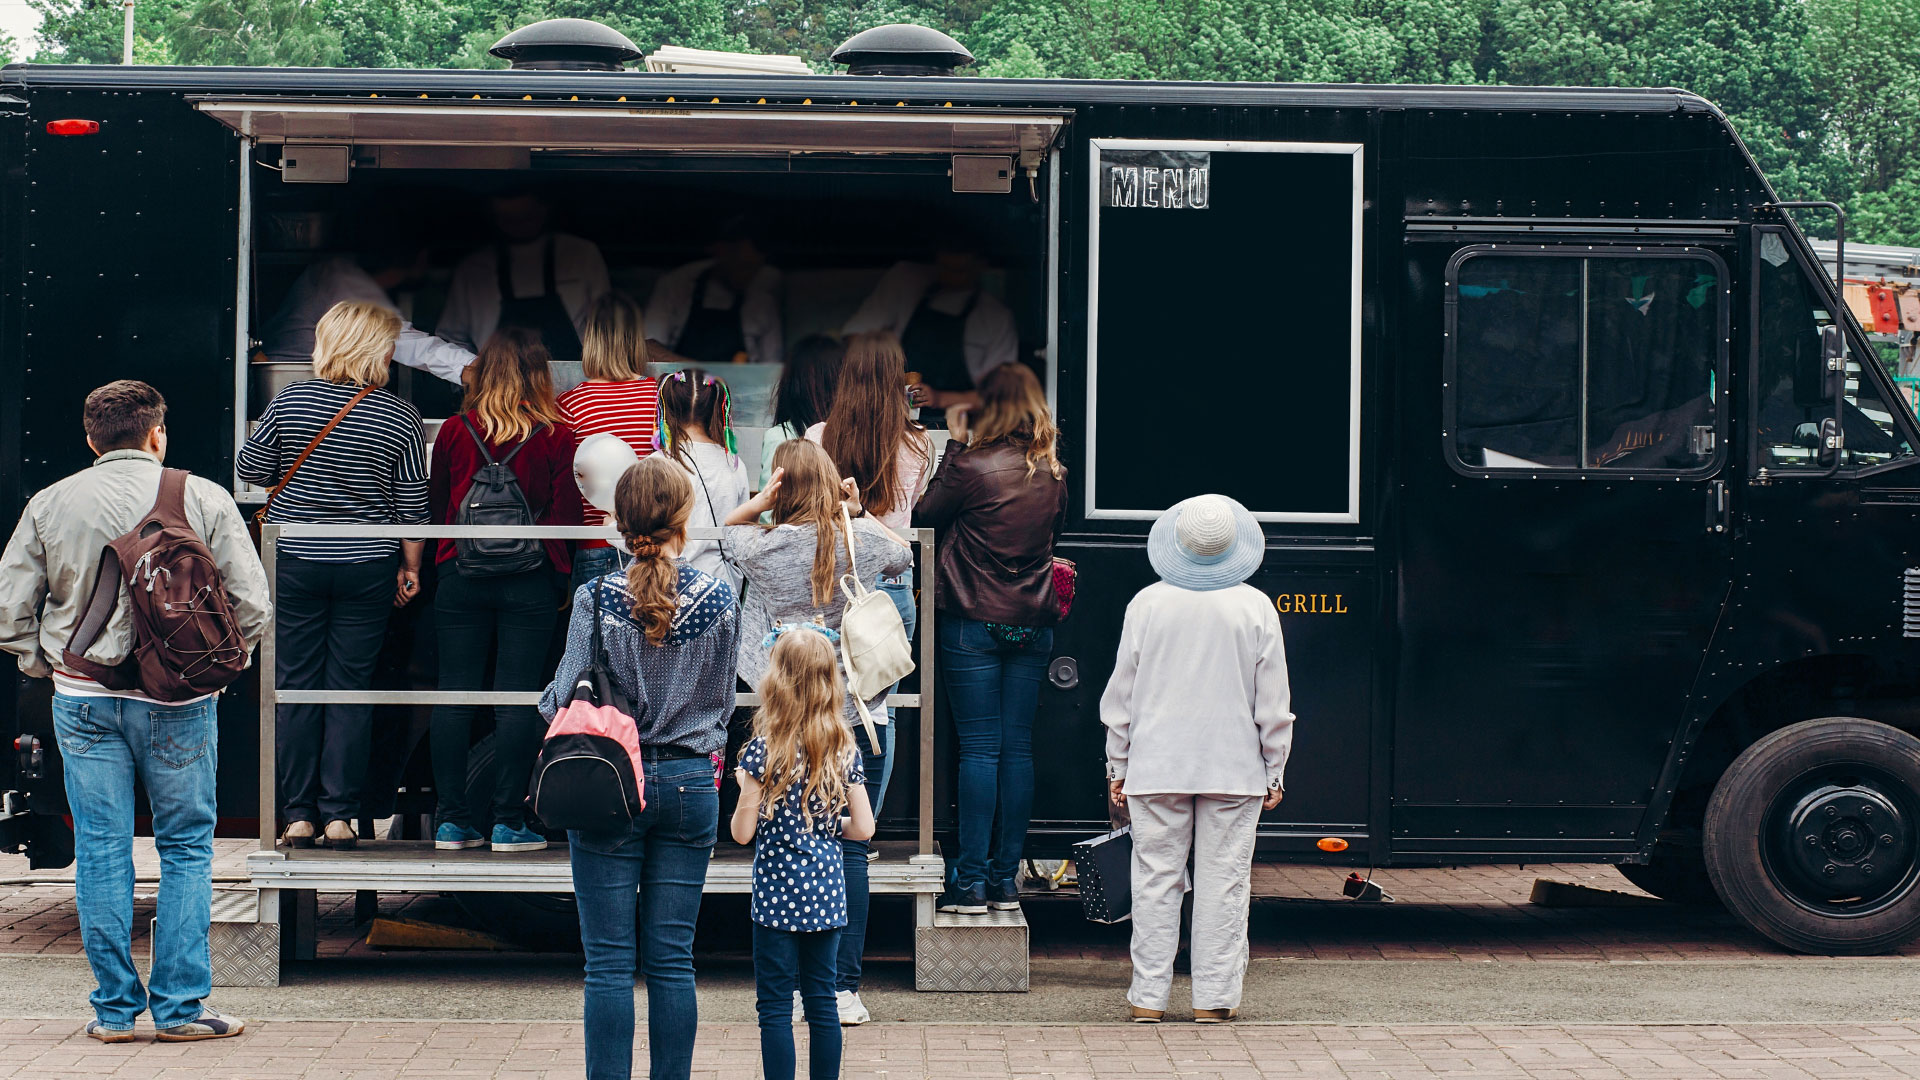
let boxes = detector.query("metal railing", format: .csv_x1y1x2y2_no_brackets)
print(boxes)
257,522,938,861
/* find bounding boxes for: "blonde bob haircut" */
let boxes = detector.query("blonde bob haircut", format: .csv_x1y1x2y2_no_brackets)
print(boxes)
581,291,649,382
312,301,402,388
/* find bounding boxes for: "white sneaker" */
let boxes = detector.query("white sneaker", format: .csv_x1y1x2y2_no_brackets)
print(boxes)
792,990,803,1023
837,989,871,1026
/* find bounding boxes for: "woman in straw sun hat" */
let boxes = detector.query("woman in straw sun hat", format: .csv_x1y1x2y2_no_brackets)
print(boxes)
1099,493,1295,1024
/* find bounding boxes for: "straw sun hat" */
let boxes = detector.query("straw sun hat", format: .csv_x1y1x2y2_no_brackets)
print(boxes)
1146,494,1265,591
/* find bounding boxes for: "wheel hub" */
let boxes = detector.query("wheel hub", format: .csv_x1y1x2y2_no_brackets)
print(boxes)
1775,784,1914,903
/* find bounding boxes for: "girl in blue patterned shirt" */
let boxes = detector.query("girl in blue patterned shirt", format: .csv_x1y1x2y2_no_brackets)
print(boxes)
731,626,875,1080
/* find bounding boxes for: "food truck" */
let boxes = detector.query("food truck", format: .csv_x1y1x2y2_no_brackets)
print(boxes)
6,18,1920,980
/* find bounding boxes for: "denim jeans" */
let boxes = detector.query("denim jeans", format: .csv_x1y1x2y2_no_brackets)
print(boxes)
571,756,718,1080
570,546,626,596
753,922,842,1080
275,554,397,824
833,574,914,992
431,567,561,832
938,613,1054,889
52,692,217,1031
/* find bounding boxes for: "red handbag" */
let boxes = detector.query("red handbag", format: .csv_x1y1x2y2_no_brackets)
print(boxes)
1051,556,1078,621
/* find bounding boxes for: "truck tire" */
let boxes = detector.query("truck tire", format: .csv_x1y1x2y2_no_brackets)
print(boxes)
1616,843,1719,905
1703,716,1920,955
450,735,581,950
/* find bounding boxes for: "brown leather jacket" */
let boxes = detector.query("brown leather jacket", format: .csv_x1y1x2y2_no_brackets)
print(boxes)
912,437,1068,626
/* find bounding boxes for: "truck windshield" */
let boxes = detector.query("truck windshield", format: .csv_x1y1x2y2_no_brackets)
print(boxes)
1754,227,1912,470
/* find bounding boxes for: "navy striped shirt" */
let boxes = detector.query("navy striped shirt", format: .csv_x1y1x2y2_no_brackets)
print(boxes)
238,379,429,563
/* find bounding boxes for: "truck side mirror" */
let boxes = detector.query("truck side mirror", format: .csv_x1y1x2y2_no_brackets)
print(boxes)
1821,325,1847,399
1817,416,1843,468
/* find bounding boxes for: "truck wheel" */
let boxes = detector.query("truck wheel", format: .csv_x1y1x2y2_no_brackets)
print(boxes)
1616,843,1719,905
1703,716,1920,954
451,735,581,950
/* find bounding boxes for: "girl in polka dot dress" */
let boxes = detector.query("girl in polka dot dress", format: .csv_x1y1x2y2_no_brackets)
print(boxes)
731,626,876,1080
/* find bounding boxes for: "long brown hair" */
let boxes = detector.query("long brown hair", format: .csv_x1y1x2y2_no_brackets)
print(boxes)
615,456,693,645
969,363,1063,480
751,627,856,827
655,367,735,469
464,327,564,444
764,439,851,608
822,331,929,516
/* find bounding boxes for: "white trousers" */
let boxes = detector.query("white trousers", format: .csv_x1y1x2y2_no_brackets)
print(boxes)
1126,792,1262,1012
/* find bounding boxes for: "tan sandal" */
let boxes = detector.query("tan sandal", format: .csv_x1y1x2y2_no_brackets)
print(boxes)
1129,1005,1163,1023
322,820,357,850
1193,1008,1237,1024
279,821,315,849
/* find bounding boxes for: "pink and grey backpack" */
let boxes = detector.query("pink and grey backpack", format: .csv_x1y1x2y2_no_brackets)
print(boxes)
528,588,646,831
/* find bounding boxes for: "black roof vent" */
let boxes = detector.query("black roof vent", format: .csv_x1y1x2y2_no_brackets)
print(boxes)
490,18,643,71
830,23,973,77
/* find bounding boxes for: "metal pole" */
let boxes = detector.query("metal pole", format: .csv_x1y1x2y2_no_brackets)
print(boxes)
257,525,277,852
121,0,134,65
917,529,935,858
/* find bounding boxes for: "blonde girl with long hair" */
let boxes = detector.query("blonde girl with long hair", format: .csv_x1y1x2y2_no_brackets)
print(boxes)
912,362,1069,916
558,292,661,591
427,326,584,855
538,454,740,1080
730,626,875,1080
238,299,430,851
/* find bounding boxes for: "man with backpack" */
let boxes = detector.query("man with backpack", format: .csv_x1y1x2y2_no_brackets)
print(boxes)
0,380,270,1043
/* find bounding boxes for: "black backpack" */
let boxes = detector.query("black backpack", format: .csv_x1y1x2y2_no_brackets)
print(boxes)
528,584,650,832
454,415,546,578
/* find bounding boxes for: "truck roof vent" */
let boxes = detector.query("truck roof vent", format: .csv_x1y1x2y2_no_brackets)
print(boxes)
830,23,973,77
490,18,643,72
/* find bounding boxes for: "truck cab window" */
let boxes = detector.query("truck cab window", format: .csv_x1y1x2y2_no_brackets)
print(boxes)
1754,229,1913,470
1450,251,1724,473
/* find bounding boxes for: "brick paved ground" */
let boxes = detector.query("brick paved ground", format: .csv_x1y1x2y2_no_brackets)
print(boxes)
4,1019,1920,1079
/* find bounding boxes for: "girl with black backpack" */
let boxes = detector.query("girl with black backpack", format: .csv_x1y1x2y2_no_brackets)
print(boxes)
426,327,583,852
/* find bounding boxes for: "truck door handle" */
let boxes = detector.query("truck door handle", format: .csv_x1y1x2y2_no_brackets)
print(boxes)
1706,479,1729,534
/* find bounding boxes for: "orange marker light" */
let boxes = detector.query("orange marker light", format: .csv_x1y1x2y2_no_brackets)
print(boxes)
1316,837,1349,853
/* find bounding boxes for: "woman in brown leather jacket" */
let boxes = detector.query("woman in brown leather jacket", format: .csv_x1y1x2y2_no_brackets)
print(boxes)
912,363,1068,915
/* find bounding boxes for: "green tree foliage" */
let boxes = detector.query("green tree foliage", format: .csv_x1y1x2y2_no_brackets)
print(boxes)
170,0,343,65
29,0,192,63
0,29,16,64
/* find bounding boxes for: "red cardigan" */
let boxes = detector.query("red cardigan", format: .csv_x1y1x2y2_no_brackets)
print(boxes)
428,411,583,574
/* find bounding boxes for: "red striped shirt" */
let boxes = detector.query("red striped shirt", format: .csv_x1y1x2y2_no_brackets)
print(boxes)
558,378,659,549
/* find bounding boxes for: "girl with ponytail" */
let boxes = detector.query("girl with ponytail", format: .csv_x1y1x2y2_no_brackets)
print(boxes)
539,453,741,1080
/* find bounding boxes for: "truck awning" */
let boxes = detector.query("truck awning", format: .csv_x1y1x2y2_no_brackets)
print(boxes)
190,96,1066,157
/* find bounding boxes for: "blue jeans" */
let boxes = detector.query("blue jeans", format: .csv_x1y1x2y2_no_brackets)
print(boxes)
570,546,626,595
754,922,842,1080
571,757,718,1080
52,693,217,1031
833,574,915,992
939,614,1054,890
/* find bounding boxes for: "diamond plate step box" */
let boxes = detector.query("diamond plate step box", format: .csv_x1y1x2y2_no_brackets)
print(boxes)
915,906,1029,992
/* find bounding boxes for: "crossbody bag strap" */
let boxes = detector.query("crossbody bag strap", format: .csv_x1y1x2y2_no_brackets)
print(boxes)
257,385,374,524
63,547,125,663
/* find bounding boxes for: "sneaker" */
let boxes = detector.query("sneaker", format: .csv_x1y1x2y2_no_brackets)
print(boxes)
156,1009,245,1042
836,989,871,1026
986,879,1022,911
866,847,879,862
491,822,549,852
434,823,485,850
792,990,804,1023
84,1020,134,1044
938,882,987,915
1193,1008,1237,1024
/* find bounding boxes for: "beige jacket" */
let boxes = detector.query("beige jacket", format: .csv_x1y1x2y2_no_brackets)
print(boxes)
0,451,272,680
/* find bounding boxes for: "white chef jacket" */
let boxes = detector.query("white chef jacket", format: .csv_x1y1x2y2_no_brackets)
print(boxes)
435,233,611,351
259,256,473,385
645,259,785,365
842,261,1019,387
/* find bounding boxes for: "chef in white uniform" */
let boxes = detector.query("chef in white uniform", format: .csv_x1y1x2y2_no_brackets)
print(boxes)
258,249,473,385
645,217,785,366
842,235,1018,415
436,190,610,363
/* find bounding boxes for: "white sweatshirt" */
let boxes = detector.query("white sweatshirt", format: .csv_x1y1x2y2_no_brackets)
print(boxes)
1100,581,1294,797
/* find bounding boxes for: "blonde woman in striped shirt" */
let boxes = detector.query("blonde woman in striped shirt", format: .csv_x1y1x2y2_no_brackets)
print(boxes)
559,292,660,591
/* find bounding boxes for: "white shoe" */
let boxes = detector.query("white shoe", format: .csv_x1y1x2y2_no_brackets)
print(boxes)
837,989,871,1025
792,990,803,1023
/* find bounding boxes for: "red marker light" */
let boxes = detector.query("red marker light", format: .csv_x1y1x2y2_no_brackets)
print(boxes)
46,119,100,136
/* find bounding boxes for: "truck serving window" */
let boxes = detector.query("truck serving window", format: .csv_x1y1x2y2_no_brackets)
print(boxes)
1753,226,1913,471
1447,248,1727,474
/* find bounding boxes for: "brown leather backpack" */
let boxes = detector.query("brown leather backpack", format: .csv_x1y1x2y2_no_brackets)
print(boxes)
62,469,250,702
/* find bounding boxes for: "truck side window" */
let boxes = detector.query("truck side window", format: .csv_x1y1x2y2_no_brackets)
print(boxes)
1754,230,1913,470
1450,251,1724,473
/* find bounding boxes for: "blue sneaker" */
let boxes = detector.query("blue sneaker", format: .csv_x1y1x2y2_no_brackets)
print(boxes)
434,823,485,850
491,822,548,852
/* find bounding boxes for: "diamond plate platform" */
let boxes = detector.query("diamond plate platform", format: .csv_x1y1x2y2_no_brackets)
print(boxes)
151,888,280,987
915,906,1029,992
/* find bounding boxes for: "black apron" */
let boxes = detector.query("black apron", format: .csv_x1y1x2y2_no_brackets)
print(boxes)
899,285,979,428
494,237,582,365
671,267,749,366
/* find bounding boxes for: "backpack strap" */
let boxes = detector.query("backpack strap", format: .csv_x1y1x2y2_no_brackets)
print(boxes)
496,423,544,468
462,415,542,469
151,468,191,528
257,385,373,527
62,547,124,672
